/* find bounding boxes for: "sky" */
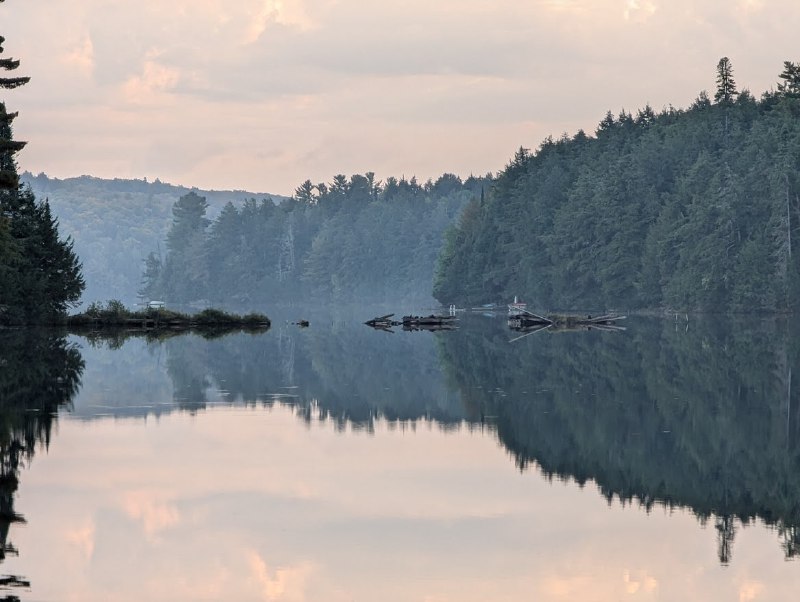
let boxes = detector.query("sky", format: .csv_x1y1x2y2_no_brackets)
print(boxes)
2,0,800,195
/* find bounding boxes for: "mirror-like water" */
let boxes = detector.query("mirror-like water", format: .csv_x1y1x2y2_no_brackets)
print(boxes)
1,314,800,600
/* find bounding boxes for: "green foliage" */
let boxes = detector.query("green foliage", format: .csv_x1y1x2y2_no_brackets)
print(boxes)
434,61,800,312
69,301,269,329
84,299,129,322
193,308,238,324
778,61,800,98
715,57,738,105
21,172,287,307
0,18,85,325
143,173,489,306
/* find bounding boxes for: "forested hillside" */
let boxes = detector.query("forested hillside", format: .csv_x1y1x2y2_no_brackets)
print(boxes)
21,172,285,306
434,59,800,312
140,173,487,307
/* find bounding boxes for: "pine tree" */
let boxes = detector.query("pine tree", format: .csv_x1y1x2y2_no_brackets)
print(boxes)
714,57,738,105
778,61,800,98
0,5,84,324
161,191,210,303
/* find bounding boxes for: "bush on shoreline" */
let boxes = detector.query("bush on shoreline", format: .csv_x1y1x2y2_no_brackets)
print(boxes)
67,300,270,329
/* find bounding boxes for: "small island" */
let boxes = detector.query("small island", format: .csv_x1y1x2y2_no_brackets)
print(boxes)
67,300,270,333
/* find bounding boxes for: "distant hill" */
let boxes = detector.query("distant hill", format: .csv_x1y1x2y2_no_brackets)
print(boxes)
20,172,287,307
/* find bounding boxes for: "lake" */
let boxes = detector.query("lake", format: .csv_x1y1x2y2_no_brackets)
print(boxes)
1,313,799,601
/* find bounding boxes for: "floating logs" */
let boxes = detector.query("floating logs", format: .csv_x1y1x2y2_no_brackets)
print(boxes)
508,310,626,333
401,314,458,327
365,313,401,329
365,313,458,333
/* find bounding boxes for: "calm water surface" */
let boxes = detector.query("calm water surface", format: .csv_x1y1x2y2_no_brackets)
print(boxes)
1,314,800,600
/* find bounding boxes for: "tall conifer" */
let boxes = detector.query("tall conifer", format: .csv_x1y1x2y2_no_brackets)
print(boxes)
714,57,738,105
0,2,84,323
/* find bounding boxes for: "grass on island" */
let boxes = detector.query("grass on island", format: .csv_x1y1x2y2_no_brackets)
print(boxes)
68,300,270,330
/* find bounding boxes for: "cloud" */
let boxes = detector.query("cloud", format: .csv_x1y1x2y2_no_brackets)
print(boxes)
247,551,314,602
246,0,317,43
624,0,658,21
61,34,94,78
738,0,765,13
6,0,800,193
120,61,182,105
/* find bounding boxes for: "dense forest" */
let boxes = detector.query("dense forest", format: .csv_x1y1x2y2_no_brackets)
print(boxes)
0,8,84,325
139,173,488,307
21,172,283,307
435,59,800,312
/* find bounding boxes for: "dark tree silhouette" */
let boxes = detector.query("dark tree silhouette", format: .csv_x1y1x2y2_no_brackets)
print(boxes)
714,56,738,104
0,2,84,324
778,60,800,98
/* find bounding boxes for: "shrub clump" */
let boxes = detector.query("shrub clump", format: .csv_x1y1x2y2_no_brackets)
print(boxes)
68,302,270,329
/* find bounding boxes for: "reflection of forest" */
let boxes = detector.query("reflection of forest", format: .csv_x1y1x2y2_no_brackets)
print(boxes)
29,315,800,567
157,323,468,428
142,315,800,564
0,331,84,600
436,315,800,564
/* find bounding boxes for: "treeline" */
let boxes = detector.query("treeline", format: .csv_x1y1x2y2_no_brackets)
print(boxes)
0,16,84,325
21,172,284,306
435,59,800,312
140,173,487,306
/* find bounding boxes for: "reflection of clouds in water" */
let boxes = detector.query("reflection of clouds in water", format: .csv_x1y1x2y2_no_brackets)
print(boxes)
623,569,658,595
540,569,659,600
64,519,95,561
247,550,314,602
738,580,765,602
15,403,800,602
121,490,181,539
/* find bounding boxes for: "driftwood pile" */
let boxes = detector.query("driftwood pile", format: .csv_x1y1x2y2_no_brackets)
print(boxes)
508,309,626,340
365,313,458,333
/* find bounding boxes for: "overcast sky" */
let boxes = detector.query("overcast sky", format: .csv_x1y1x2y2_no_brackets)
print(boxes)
3,0,799,195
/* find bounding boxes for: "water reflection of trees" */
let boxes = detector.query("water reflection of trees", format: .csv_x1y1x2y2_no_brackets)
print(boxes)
0,330,84,600
161,324,467,428
436,316,800,565
87,315,800,564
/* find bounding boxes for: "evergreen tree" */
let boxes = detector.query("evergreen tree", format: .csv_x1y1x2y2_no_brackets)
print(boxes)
138,251,163,301
778,61,800,98
0,104,23,189
0,8,84,324
714,57,738,105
